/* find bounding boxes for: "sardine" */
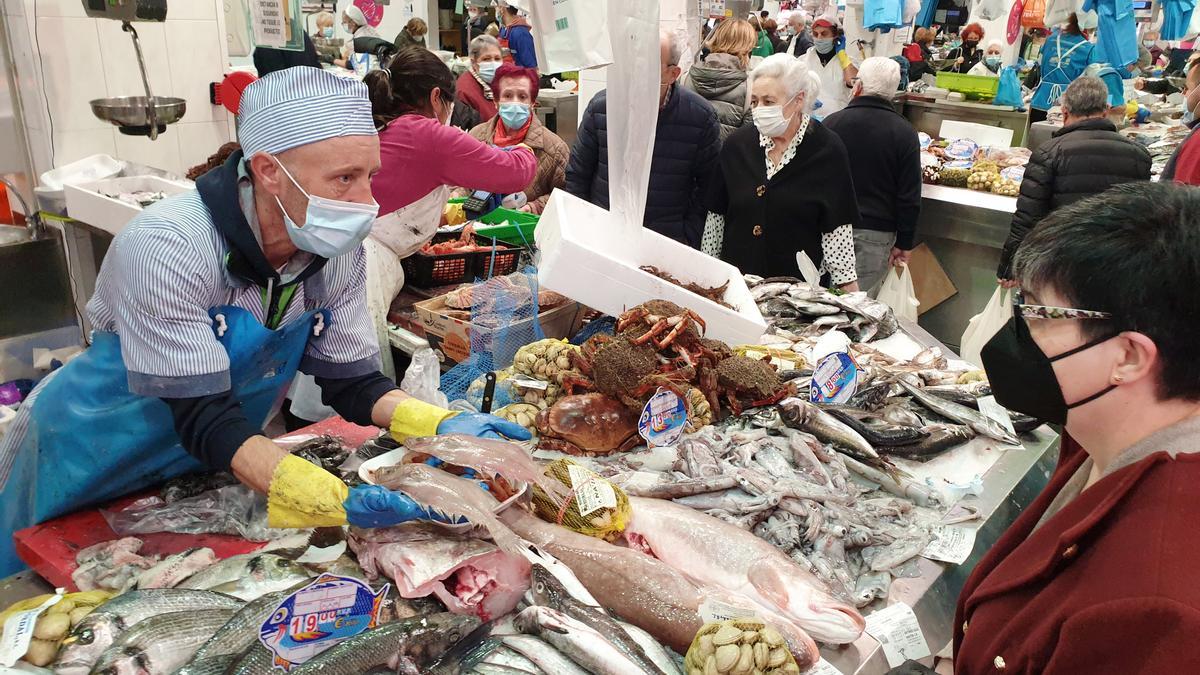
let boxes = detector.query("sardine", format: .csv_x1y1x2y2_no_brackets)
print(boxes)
823,408,930,447
90,608,237,675
900,381,1020,446
883,424,976,461
289,613,481,675
499,635,590,675
528,565,669,675
778,398,889,467
513,605,663,675
54,589,244,675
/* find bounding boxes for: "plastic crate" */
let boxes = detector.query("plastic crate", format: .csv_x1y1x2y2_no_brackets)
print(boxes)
474,221,537,248
935,72,1000,100
402,251,477,287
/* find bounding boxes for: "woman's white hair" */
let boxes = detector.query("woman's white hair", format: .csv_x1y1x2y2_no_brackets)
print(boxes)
749,53,821,112
857,57,900,98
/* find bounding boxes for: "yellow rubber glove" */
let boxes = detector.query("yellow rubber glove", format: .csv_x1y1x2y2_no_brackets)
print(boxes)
267,455,349,528
390,397,459,443
836,50,852,69
444,201,466,226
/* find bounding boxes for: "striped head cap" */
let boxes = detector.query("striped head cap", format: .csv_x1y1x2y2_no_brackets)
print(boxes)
237,66,376,158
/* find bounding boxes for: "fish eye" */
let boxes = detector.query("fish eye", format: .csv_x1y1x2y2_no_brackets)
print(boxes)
79,629,94,644
534,582,544,593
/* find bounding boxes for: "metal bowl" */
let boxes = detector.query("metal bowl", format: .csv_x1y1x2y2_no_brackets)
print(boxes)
89,96,187,128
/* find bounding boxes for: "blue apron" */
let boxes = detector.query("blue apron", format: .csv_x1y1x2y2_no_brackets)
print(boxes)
0,305,328,575
1031,32,1094,111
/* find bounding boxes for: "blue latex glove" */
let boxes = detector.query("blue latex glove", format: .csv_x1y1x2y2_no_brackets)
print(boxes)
437,412,533,441
344,484,444,528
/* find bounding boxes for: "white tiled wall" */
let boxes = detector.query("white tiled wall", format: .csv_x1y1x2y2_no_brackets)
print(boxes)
3,0,233,178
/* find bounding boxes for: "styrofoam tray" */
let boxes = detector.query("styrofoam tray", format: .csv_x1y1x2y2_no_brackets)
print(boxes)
360,448,528,532
534,189,767,346
64,175,194,236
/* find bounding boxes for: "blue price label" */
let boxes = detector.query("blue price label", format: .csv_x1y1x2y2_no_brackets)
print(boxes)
809,351,859,404
259,574,389,671
638,388,688,447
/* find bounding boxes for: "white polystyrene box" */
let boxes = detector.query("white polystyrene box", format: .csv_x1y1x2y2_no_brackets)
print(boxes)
535,188,767,346
64,176,194,237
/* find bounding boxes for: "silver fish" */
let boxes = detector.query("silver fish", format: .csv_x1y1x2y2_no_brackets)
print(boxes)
176,554,306,592
54,589,244,675
900,381,1020,446
751,282,791,301
513,605,662,675
623,473,739,498
479,646,544,674
289,613,481,675
615,621,683,675
841,455,941,508
90,608,237,675
171,654,236,675
499,635,590,675
188,581,309,663
778,398,887,466
674,488,779,514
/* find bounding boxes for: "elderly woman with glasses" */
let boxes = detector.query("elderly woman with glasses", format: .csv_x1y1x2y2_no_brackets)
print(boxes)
702,53,860,290
956,182,1200,674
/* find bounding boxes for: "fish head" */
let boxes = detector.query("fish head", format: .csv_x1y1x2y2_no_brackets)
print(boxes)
527,564,572,608
53,613,119,673
248,555,309,581
404,612,483,662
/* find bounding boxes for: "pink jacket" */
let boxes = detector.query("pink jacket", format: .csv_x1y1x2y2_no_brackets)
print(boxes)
372,114,538,215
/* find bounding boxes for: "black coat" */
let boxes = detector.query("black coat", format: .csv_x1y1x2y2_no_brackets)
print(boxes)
997,118,1152,278
564,85,721,248
706,121,860,278
823,96,922,250
944,45,983,73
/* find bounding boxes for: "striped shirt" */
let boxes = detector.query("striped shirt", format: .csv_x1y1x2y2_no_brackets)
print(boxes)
86,189,380,399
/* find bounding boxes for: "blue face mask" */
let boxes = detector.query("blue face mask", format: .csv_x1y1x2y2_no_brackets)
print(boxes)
986,56,1001,69
478,60,500,84
322,27,333,38
814,38,835,54
499,102,531,130
273,158,379,259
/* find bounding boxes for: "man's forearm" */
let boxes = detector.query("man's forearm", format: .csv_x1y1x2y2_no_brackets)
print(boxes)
230,435,292,494
371,388,414,428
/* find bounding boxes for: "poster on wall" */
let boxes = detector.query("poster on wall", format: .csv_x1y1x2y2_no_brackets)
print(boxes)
708,0,731,18
249,0,305,51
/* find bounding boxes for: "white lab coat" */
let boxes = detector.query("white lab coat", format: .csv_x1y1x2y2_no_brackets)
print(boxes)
802,49,856,118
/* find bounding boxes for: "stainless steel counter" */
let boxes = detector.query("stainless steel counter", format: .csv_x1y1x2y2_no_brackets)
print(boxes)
901,97,1030,147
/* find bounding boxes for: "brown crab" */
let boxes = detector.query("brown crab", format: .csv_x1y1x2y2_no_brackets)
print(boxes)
535,393,641,455
715,355,794,415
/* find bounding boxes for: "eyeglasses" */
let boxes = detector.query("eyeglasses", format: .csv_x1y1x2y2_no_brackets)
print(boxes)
1013,289,1113,321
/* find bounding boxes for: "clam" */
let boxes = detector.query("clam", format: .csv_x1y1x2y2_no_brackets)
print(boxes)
713,624,744,646
715,644,740,672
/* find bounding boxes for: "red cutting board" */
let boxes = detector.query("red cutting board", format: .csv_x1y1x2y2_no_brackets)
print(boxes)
13,417,378,589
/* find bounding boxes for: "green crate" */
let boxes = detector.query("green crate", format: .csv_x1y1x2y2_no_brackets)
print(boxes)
447,198,538,247
935,71,1000,101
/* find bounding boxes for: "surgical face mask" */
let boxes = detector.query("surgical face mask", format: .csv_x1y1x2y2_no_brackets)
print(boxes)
753,96,797,137
272,158,379,259
478,60,500,84
981,315,1117,425
986,55,1001,69
322,27,333,38
1143,40,1156,47
814,38,834,54
499,102,530,130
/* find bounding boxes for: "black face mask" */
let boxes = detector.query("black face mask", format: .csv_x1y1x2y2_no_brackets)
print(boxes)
980,316,1117,425
963,39,979,50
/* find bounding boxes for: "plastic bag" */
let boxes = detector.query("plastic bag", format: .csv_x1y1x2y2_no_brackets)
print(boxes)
400,347,449,408
876,265,920,323
974,0,1008,20
1021,0,1046,27
528,0,613,73
959,286,1013,367
993,66,1024,109
102,484,299,542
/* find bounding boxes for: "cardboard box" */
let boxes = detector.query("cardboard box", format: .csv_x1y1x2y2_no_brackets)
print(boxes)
534,189,767,346
415,295,584,365
63,176,194,236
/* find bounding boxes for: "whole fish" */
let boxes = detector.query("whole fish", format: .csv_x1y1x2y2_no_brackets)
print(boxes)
528,565,670,675
778,398,891,469
882,424,976,461
751,282,791,301
479,646,544,673
176,554,306,592
54,589,244,675
400,434,570,501
840,455,941,508
289,613,481,675
823,408,930,447
204,559,311,601
473,664,539,675
187,581,310,663
625,496,864,645
674,488,779,514
374,463,524,555
427,621,505,674
499,635,590,675
514,605,660,675
89,608,237,675
879,402,926,428
899,381,1020,446
616,620,683,675
623,474,739,499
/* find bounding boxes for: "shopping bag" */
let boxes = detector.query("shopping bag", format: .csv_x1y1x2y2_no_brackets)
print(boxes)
1021,0,1046,28
993,66,1024,109
529,0,613,73
876,264,920,323
959,286,1013,367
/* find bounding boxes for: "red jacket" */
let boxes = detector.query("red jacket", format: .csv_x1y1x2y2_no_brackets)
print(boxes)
455,70,498,122
954,425,1200,674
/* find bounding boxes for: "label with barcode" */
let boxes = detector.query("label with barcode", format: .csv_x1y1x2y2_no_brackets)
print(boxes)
566,464,617,517
864,602,931,668
922,525,978,564
977,395,1017,437
697,597,759,624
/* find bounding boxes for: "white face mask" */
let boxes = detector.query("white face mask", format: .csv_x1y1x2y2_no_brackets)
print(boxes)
753,96,797,137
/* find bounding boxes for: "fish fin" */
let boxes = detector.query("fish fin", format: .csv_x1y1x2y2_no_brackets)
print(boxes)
747,559,793,611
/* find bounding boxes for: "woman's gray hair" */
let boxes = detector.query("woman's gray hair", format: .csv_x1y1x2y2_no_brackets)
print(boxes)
748,53,821,112
857,57,900,98
1061,76,1110,117
469,34,501,61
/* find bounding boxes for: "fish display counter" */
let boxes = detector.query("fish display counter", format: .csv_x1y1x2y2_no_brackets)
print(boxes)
0,273,1060,675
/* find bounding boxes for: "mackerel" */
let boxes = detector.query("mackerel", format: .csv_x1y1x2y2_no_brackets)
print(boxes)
899,381,1020,445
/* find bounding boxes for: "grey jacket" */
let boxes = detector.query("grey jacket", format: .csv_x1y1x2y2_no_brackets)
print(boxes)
683,53,751,142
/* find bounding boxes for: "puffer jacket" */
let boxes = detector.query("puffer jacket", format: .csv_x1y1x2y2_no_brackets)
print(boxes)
683,53,751,142
468,116,570,215
997,117,1151,279
564,85,721,248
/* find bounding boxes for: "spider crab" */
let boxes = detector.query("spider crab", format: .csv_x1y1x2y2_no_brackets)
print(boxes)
714,355,795,415
560,333,696,410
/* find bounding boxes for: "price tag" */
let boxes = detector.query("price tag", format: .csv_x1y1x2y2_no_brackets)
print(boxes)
697,597,759,624
921,525,978,564
864,603,931,668
0,592,62,667
976,395,1017,437
803,657,846,675
249,0,287,48
259,574,389,671
638,388,688,448
809,352,859,404
509,375,549,391
566,464,617,517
